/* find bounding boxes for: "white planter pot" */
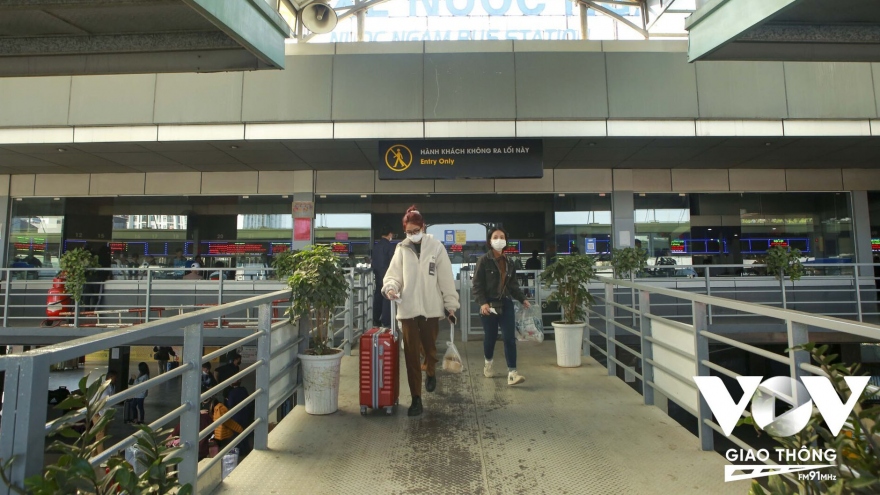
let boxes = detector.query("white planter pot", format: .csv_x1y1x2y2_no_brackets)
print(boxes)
299,350,344,415
552,322,585,368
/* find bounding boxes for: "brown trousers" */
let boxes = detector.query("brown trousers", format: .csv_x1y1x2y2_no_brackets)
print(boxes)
399,316,439,398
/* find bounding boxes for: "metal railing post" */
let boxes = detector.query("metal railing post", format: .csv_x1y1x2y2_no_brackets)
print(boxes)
144,268,153,323
693,301,714,452
780,270,787,310
217,275,224,327
0,360,21,495
639,289,654,406
296,316,309,406
2,270,9,327
7,357,50,487
604,282,616,377
854,269,864,322
73,297,80,328
255,304,271,450
787,319,810,386
343,276,353,355
177,322,203,490
461,269,471,343
704,269,713,324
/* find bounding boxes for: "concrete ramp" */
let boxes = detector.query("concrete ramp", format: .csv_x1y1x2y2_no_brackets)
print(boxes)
214,338,748,494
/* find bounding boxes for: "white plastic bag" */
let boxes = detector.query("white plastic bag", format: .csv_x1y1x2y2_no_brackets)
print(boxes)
515,304,544,344
442,320,464,373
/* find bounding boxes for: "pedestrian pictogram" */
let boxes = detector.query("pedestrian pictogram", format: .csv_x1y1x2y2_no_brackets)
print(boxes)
385,144,412,172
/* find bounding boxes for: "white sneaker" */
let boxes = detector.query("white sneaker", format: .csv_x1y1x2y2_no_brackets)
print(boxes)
483,360,494,378
508,370,525,386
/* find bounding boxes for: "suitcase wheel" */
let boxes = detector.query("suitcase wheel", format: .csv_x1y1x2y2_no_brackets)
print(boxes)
385,407,393,415
360,406,368,416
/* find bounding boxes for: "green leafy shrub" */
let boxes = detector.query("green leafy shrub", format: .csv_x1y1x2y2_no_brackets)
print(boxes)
59,248,99,303
611,247,648,279
743,344,879,495
541,255,597,325
0,375,191,495
271,248,299,281
285,245,349,355
765,246,805,281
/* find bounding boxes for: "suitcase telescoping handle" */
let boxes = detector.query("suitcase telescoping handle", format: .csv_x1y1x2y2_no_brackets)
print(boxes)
382,298,399,342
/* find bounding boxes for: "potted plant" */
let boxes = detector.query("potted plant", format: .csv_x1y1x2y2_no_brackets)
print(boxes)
285,245,349,414
59,247,99,305
765,245,804,309
611,246,648,279
541,254,597,367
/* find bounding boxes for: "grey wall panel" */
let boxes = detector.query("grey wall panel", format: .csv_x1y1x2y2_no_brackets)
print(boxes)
332,54,423,121
0,77,71,127
69,74,156,125
606,53,698,118
424,53,516,120
154,72,244,124
515,52,608,119
784,62,877,119
695,62,787,119
243,56,333,122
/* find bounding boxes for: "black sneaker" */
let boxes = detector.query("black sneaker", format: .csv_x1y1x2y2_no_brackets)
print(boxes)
425,375,436,393
408,396,423,417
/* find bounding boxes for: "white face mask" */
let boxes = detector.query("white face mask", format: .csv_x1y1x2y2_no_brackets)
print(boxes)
407,232,423,243
491,239,507,252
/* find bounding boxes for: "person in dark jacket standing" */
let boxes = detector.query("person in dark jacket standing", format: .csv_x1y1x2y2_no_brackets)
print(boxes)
153,346,176,375
372,226,395,328
472,227,530,386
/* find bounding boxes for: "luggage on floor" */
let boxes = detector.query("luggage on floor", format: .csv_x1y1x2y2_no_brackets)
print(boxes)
123,399,135,423
359,300,399,416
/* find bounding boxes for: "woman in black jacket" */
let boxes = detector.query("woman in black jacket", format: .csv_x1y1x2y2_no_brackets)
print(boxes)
472,227,531,386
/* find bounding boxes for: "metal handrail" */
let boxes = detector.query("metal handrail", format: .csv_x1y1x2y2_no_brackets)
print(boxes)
0,287,303,495
591,273,880,474
600,276,880,339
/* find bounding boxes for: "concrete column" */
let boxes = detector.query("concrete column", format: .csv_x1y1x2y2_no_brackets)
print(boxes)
292,193,315,251
851,190,873,277
612,192,635,248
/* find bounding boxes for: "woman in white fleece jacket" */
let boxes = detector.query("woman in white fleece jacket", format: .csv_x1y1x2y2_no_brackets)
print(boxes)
383,206,460,417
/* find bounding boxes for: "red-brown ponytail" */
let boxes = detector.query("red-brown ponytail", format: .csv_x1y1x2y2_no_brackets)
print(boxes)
402,205,424,228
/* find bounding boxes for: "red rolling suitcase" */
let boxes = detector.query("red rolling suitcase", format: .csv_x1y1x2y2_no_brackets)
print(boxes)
359,301,399,415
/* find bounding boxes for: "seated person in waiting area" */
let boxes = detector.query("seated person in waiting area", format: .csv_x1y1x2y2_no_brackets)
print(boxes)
183,263,202,280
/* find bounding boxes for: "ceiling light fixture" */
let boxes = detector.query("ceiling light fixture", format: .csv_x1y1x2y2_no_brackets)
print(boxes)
588,142,596,147
53,197,60,201
282,195,289,199
230,145,239,149
360,194,367,198
320,195,327,199
599,193,606,197
679,193,686,197
242,195,249,199
639,193,646,197
57,148,67,152
558,193,565,197
765,142,772,146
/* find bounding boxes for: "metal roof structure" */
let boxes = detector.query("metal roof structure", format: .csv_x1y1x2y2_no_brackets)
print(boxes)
0,0,294,76
687,0,880,62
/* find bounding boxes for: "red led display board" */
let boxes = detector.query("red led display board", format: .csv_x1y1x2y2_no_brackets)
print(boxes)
770,239,788,248
670,240,686,253
331,242,349,254
206,243,267,255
